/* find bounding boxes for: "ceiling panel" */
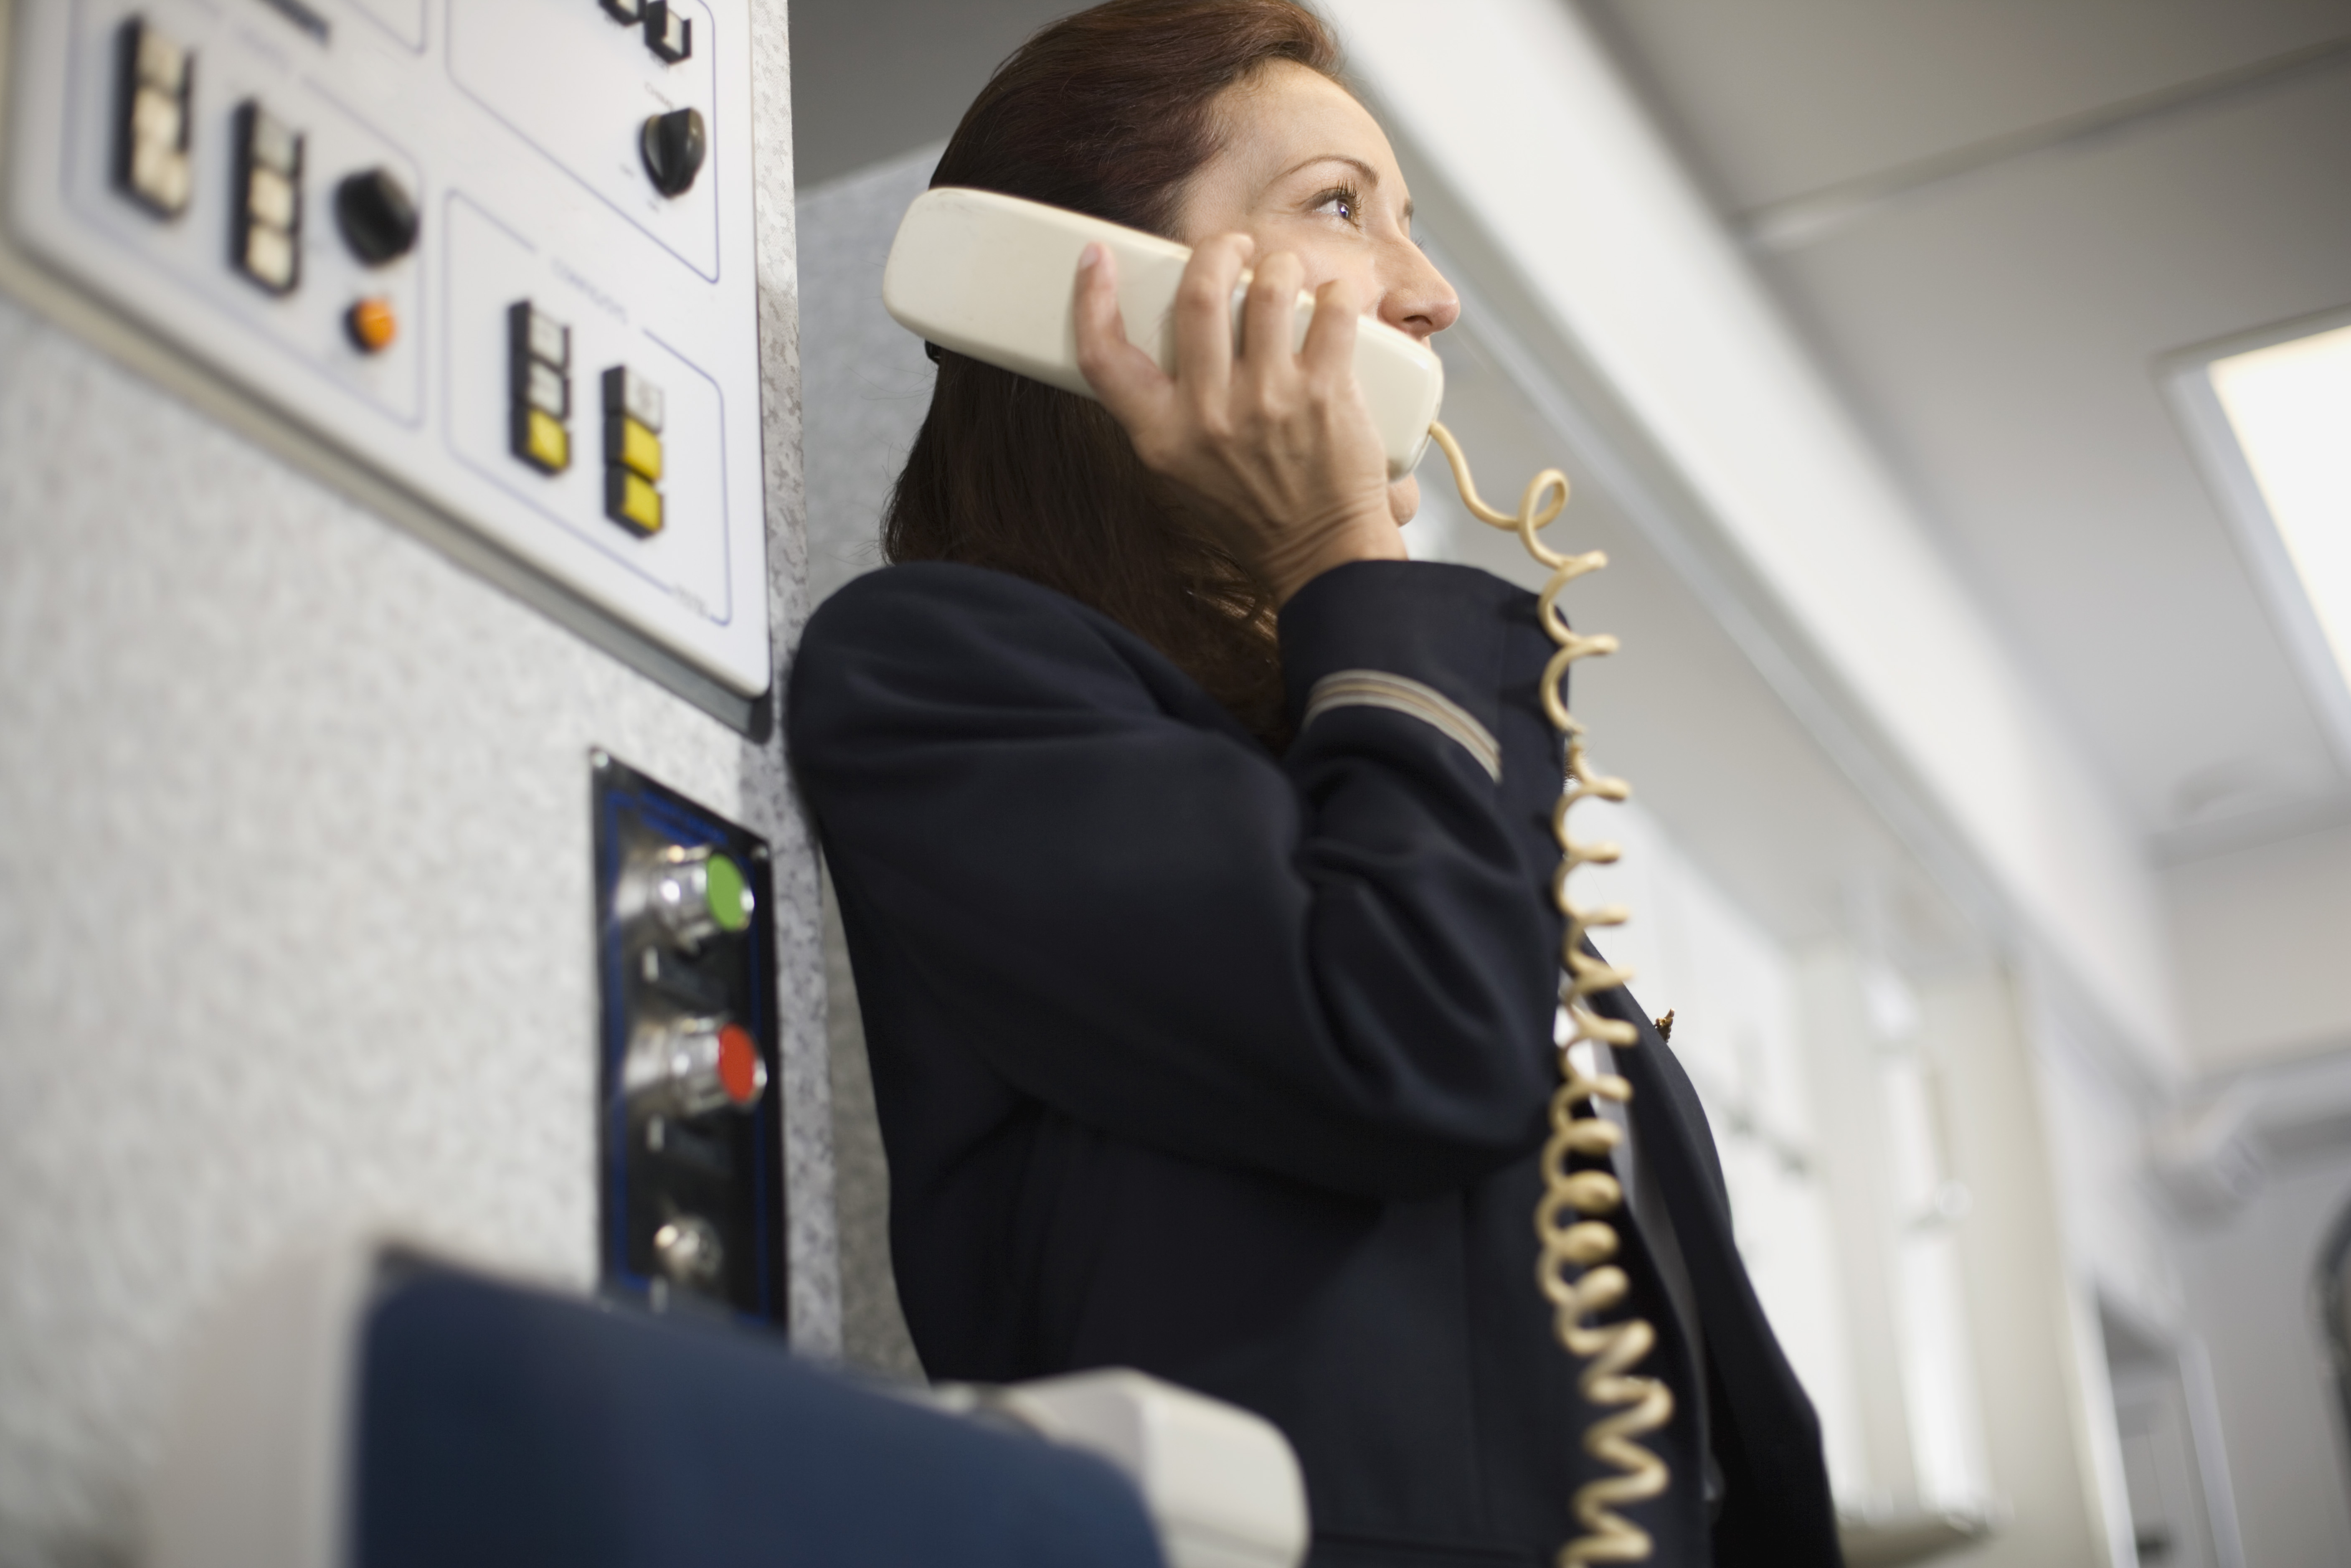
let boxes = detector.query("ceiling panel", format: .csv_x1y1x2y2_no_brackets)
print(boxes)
1585,0,2351,209
1583,2,2351,855
1760,65,2351,842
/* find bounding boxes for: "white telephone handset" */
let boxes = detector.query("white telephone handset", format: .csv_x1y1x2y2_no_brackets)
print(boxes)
881,186,1444,480
880,186,1676,1566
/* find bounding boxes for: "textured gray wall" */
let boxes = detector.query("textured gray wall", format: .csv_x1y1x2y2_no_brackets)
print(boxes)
796,145,939,1379
788,0,1071,186
797,143,939,608
0,5,831,1564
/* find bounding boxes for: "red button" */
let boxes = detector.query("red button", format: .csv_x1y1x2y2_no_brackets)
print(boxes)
716,1023,762,1105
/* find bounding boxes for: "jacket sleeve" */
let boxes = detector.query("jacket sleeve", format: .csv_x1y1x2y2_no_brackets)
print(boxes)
788,559,1568,1201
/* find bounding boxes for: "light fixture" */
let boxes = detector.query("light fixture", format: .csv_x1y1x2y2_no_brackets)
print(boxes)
2169,308,2351,769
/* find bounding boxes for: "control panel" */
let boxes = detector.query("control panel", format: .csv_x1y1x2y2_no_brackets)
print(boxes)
0,0,771,723
592,749,785,1321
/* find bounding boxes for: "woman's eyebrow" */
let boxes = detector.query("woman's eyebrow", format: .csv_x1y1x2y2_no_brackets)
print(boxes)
1276,154,1380,189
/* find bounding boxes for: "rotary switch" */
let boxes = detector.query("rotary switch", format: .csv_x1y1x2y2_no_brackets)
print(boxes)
640,107,706,198
334,166,418,264
624,1018,768,1116
620,843,753,948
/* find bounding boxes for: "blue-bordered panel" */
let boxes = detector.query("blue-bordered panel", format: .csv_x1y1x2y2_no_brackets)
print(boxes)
591,748,785,1325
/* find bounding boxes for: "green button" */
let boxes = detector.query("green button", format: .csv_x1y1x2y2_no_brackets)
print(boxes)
703,852,752,933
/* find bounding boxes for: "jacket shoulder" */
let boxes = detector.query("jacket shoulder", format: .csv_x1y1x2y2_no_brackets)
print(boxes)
800,563,1139,667
789,564,1186,747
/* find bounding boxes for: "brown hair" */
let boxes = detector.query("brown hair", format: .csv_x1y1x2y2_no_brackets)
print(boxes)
880,0,1346,748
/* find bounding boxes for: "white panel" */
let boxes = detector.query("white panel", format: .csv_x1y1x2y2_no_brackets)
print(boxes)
449,0,721,281
1,0,770,700
441,196,734,624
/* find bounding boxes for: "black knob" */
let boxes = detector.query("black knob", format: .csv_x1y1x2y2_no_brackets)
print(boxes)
640,107,706,198
334,167,418,265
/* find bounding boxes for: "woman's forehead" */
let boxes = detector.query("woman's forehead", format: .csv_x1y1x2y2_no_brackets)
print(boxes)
1217,63,1403,198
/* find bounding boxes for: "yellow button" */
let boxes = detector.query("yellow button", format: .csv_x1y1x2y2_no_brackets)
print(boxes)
608,414,662,482
514,406,569,474
606,466,663,535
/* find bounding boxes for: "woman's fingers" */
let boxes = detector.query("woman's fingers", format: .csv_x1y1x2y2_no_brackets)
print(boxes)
1171,233,1254,403
1299,275,1366,388
1080,232,1392,599
1240,250,1307,391
1073,244,1174,429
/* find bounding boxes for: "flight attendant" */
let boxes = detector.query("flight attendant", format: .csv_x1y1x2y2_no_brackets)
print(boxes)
790,4,1841,1563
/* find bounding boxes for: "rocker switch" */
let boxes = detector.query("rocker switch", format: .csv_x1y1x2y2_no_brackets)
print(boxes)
644,2,691,63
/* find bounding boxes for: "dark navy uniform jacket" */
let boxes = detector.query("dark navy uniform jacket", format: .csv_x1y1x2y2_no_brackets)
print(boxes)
789,559,1841,1568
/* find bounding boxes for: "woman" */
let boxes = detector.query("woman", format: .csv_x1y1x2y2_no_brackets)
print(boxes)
789,3,1840,1563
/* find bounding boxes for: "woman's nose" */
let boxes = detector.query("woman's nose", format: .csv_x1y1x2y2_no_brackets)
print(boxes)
1378,242,1460,341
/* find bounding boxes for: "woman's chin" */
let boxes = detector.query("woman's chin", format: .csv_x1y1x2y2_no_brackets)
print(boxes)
1387,475,1420,528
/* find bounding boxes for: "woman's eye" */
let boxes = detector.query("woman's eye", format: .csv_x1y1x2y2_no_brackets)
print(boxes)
1313,189,1359,225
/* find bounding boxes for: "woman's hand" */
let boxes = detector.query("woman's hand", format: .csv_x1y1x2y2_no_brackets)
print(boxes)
1073,234,1406,604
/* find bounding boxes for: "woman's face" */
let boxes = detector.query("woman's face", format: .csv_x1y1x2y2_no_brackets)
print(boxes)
1177,61,1461,526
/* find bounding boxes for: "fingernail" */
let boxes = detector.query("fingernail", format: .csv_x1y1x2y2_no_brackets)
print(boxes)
1078,243,1103,271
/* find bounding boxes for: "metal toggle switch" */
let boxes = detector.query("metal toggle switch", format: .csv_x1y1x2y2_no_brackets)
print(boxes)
618,842,753,948
624,1017,768,1116
653,1216,725,1289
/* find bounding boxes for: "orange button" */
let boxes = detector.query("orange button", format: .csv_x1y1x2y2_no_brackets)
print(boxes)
346,296,396,353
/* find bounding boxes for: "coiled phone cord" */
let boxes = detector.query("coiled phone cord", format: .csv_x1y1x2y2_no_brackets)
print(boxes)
1428,423,1674,1566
